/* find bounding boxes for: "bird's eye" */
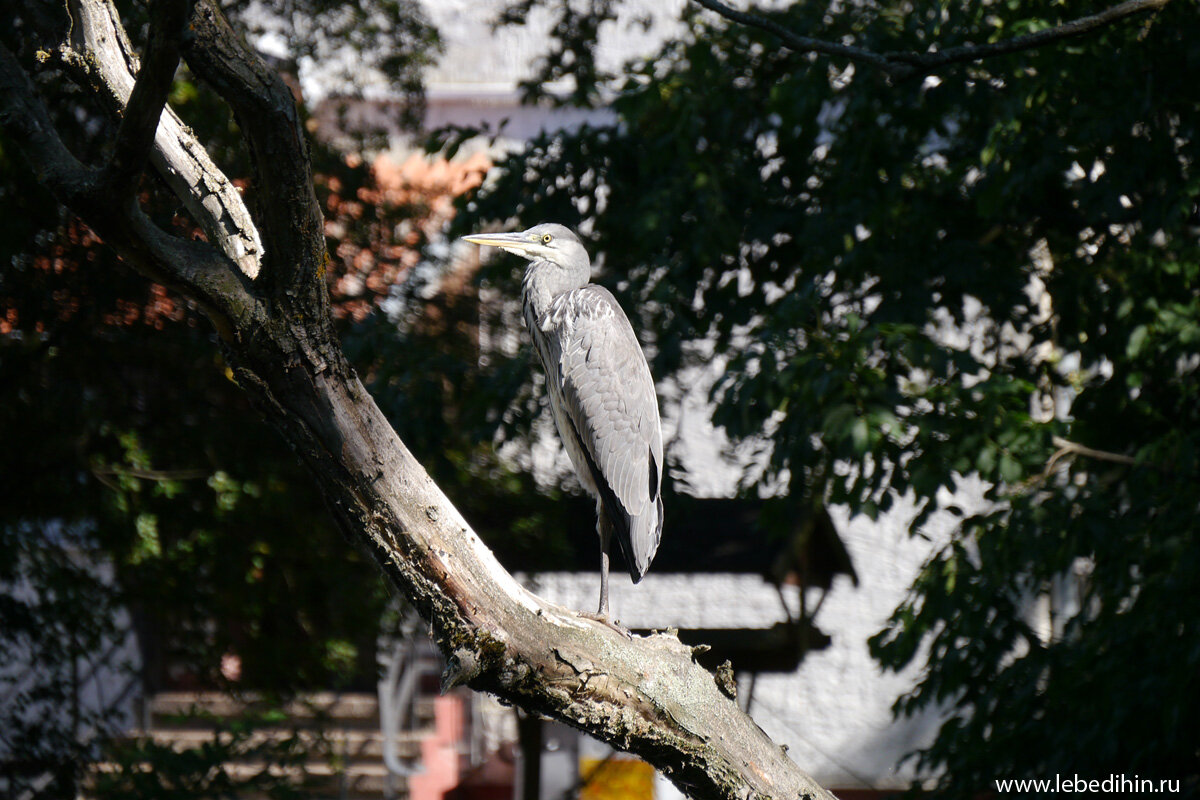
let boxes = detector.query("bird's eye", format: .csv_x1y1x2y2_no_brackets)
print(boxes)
542,234,553,244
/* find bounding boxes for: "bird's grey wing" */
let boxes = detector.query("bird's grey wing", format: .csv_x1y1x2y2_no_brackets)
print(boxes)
547,285,664,580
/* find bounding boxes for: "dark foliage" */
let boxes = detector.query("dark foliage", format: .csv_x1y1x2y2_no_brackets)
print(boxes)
441,0,1200,792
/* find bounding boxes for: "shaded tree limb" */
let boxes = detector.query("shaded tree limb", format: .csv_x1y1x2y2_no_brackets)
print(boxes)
689,0,896,74
0,39,247,331
0,44,92,195
1017,435,1147,494
183,0,326,300
1049,436,1139,468
689,0,1173,79
1,3,836,799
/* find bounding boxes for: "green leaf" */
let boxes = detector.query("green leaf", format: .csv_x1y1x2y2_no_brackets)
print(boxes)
852,417,871,453
1127,324,1150,358
999,453,1022,484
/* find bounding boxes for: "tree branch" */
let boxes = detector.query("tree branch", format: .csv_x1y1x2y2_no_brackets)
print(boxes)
1049,436,1139,467
689,0,897,74
0,44,94,198
690,0,1173,79
104,0,189,193
182,0,326,299
1018,435,1146,494
60,0,264,281
0,38,253,338
886,0,1171,72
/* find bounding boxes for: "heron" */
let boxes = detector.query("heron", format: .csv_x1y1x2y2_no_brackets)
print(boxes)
462,223,664,620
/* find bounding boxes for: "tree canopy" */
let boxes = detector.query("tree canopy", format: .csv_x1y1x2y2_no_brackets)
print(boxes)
439,0,1199,791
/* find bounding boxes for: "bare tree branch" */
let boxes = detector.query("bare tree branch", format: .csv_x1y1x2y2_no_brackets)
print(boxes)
690,0,1173,79
1050,436,1139,467
689,0,897,73
885,0,1172,72
105,0,189,192
0,38,253,337
60,0,264,280
1017,435,1147,494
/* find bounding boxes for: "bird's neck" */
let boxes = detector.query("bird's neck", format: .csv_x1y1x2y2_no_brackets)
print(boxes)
521,259,587,321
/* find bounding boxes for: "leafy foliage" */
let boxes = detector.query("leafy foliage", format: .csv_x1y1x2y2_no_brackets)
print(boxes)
0,1,443,784
92,705,311,800
0,523,132,798
444,0,1200,791
220,0,442,122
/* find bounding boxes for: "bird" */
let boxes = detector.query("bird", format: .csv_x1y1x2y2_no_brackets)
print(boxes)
462,223,664,621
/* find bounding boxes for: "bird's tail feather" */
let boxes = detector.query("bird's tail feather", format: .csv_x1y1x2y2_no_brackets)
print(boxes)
616,495,663,583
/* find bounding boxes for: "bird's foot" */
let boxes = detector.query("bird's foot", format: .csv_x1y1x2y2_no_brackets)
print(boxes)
578,610,632,637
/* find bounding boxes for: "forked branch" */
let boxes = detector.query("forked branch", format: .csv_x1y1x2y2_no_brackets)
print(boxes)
0,37,246,325
183,0,325,298
59,0,264,280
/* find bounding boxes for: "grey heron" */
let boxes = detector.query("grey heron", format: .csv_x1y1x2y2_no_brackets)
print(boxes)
462,223,664,620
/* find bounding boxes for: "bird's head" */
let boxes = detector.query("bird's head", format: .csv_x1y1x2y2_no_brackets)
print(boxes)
462,223,590,271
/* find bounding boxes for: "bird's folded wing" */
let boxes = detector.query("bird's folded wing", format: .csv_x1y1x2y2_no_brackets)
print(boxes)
547,286,664,571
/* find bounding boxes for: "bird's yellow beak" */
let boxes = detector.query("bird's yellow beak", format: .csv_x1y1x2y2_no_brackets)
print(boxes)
461,231,535,254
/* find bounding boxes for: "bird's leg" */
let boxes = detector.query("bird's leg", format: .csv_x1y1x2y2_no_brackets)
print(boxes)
598,538,611,618
578,511,629,636
596,510,612,617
